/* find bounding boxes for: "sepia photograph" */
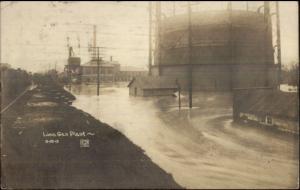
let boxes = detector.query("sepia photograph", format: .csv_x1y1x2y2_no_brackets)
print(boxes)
0,1,299,189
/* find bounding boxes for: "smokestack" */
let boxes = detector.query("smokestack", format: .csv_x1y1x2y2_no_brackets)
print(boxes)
148,1,153,76
156,1,161,76
69,47,73,58
110,56,113,62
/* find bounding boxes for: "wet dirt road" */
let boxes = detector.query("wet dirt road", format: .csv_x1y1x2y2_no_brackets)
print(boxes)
69,84,299,189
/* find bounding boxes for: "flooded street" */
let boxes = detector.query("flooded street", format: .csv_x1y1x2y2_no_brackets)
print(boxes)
69,84,299,189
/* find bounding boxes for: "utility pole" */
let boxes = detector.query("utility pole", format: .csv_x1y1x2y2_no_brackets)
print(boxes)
276,1,282,87
176,79,181,110
156,1,161,76
68,46,73,91
178,87,181,109
93,25,97,59
67,36,70,48
91,24,100,95
77,35,81,55
148,1,152,76
264,1,272,63
67,37,71,89
188,1,193,108
246,2,249,11
264,1,271,87
227,1,232,10
228,1,234,90
97,47,100,96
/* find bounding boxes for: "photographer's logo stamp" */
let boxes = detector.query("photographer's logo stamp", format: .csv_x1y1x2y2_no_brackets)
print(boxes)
80,139,90,148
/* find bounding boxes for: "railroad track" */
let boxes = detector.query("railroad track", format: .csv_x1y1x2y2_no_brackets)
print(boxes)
1,85,36,114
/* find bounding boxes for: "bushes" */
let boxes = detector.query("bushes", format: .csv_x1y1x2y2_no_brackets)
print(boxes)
1,68,32,106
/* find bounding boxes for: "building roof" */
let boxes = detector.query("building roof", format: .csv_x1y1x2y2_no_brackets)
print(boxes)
236,89,299,120
128,76,178,90
68,57,81,62
82,60,119,67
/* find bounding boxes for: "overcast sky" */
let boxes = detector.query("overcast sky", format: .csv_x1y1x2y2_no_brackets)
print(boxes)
0,1,298,72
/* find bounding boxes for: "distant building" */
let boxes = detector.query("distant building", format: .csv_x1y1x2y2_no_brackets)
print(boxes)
233,89,299,134
128,76,178,97
64,56,81,83
280,84,298,93
81,59,120,83
116,66,147,81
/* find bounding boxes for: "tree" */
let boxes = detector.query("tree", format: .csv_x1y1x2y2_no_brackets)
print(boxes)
282,61,299,86
288,63,299,86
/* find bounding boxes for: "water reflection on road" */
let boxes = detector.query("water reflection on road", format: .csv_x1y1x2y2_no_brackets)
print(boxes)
69,83,299,189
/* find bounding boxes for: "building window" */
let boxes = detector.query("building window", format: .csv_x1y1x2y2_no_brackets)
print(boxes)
266,115,273,125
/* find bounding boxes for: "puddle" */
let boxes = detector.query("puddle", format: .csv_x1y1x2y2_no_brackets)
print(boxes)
33,94,46,98
32,117,62,123
27,101,58,107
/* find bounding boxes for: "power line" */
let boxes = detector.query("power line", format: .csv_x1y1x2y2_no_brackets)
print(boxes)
6,42,148,50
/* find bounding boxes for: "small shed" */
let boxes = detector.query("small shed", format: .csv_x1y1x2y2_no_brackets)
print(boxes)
127,76,178,97
233,89,299,134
